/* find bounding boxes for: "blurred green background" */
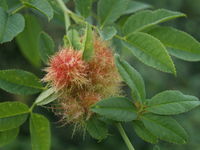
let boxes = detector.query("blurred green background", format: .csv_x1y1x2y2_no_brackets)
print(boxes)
0,0,200,150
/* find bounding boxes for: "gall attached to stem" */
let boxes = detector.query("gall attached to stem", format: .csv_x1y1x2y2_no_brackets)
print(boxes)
43,36,122,126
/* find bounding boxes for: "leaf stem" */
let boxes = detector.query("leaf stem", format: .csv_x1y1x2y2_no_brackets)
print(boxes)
55,0,86,33
55,0,127,44
55,0,72,14
10,5,25,15
30,103,36,112
116,123,135,150
114,34,126,41
55,0,126,42
55,0,71,33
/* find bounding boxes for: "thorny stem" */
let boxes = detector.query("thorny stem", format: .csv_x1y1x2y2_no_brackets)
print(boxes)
116,123,136,150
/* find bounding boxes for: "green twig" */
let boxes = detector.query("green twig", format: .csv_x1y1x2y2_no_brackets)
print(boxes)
116,123,135,150
55,0,86,33
29,103,36,112
55,0,71,33
114,34,126,41
10,5,25,15
55,0,72,14
55,0,127,42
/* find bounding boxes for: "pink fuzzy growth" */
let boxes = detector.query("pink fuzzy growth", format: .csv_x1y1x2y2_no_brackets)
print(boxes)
59,98,85,123
88,39,120,86
43,49,88,90
79,92,101,110
43,38,122,125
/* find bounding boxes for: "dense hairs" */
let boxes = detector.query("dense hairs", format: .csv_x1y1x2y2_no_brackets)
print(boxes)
43,37,122,125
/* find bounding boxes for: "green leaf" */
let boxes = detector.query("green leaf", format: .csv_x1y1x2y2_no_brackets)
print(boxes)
38,32,55,63
16,15,42,67
82,24,94,61
133,120,158,144
67,29,82,50
0,7,25,43
122,32,176,74
122,1,152,15
24,0,54,20
0,7,6,41
99,26,117,41
2,14,24,43
98,0,128,28
115,55,146,102
35,88,58,106
141,114,188,144
0,0,8,10
91,97,137,122
0,128,19,147
74,0,93,18
153,145,160,150
123,9,185,36
146,26,200,61
0,69,44,95
146,90,200,115
0,102,29,131
86,116,108,140
30,113,51,150
5,0,21,11
47,0,65,24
